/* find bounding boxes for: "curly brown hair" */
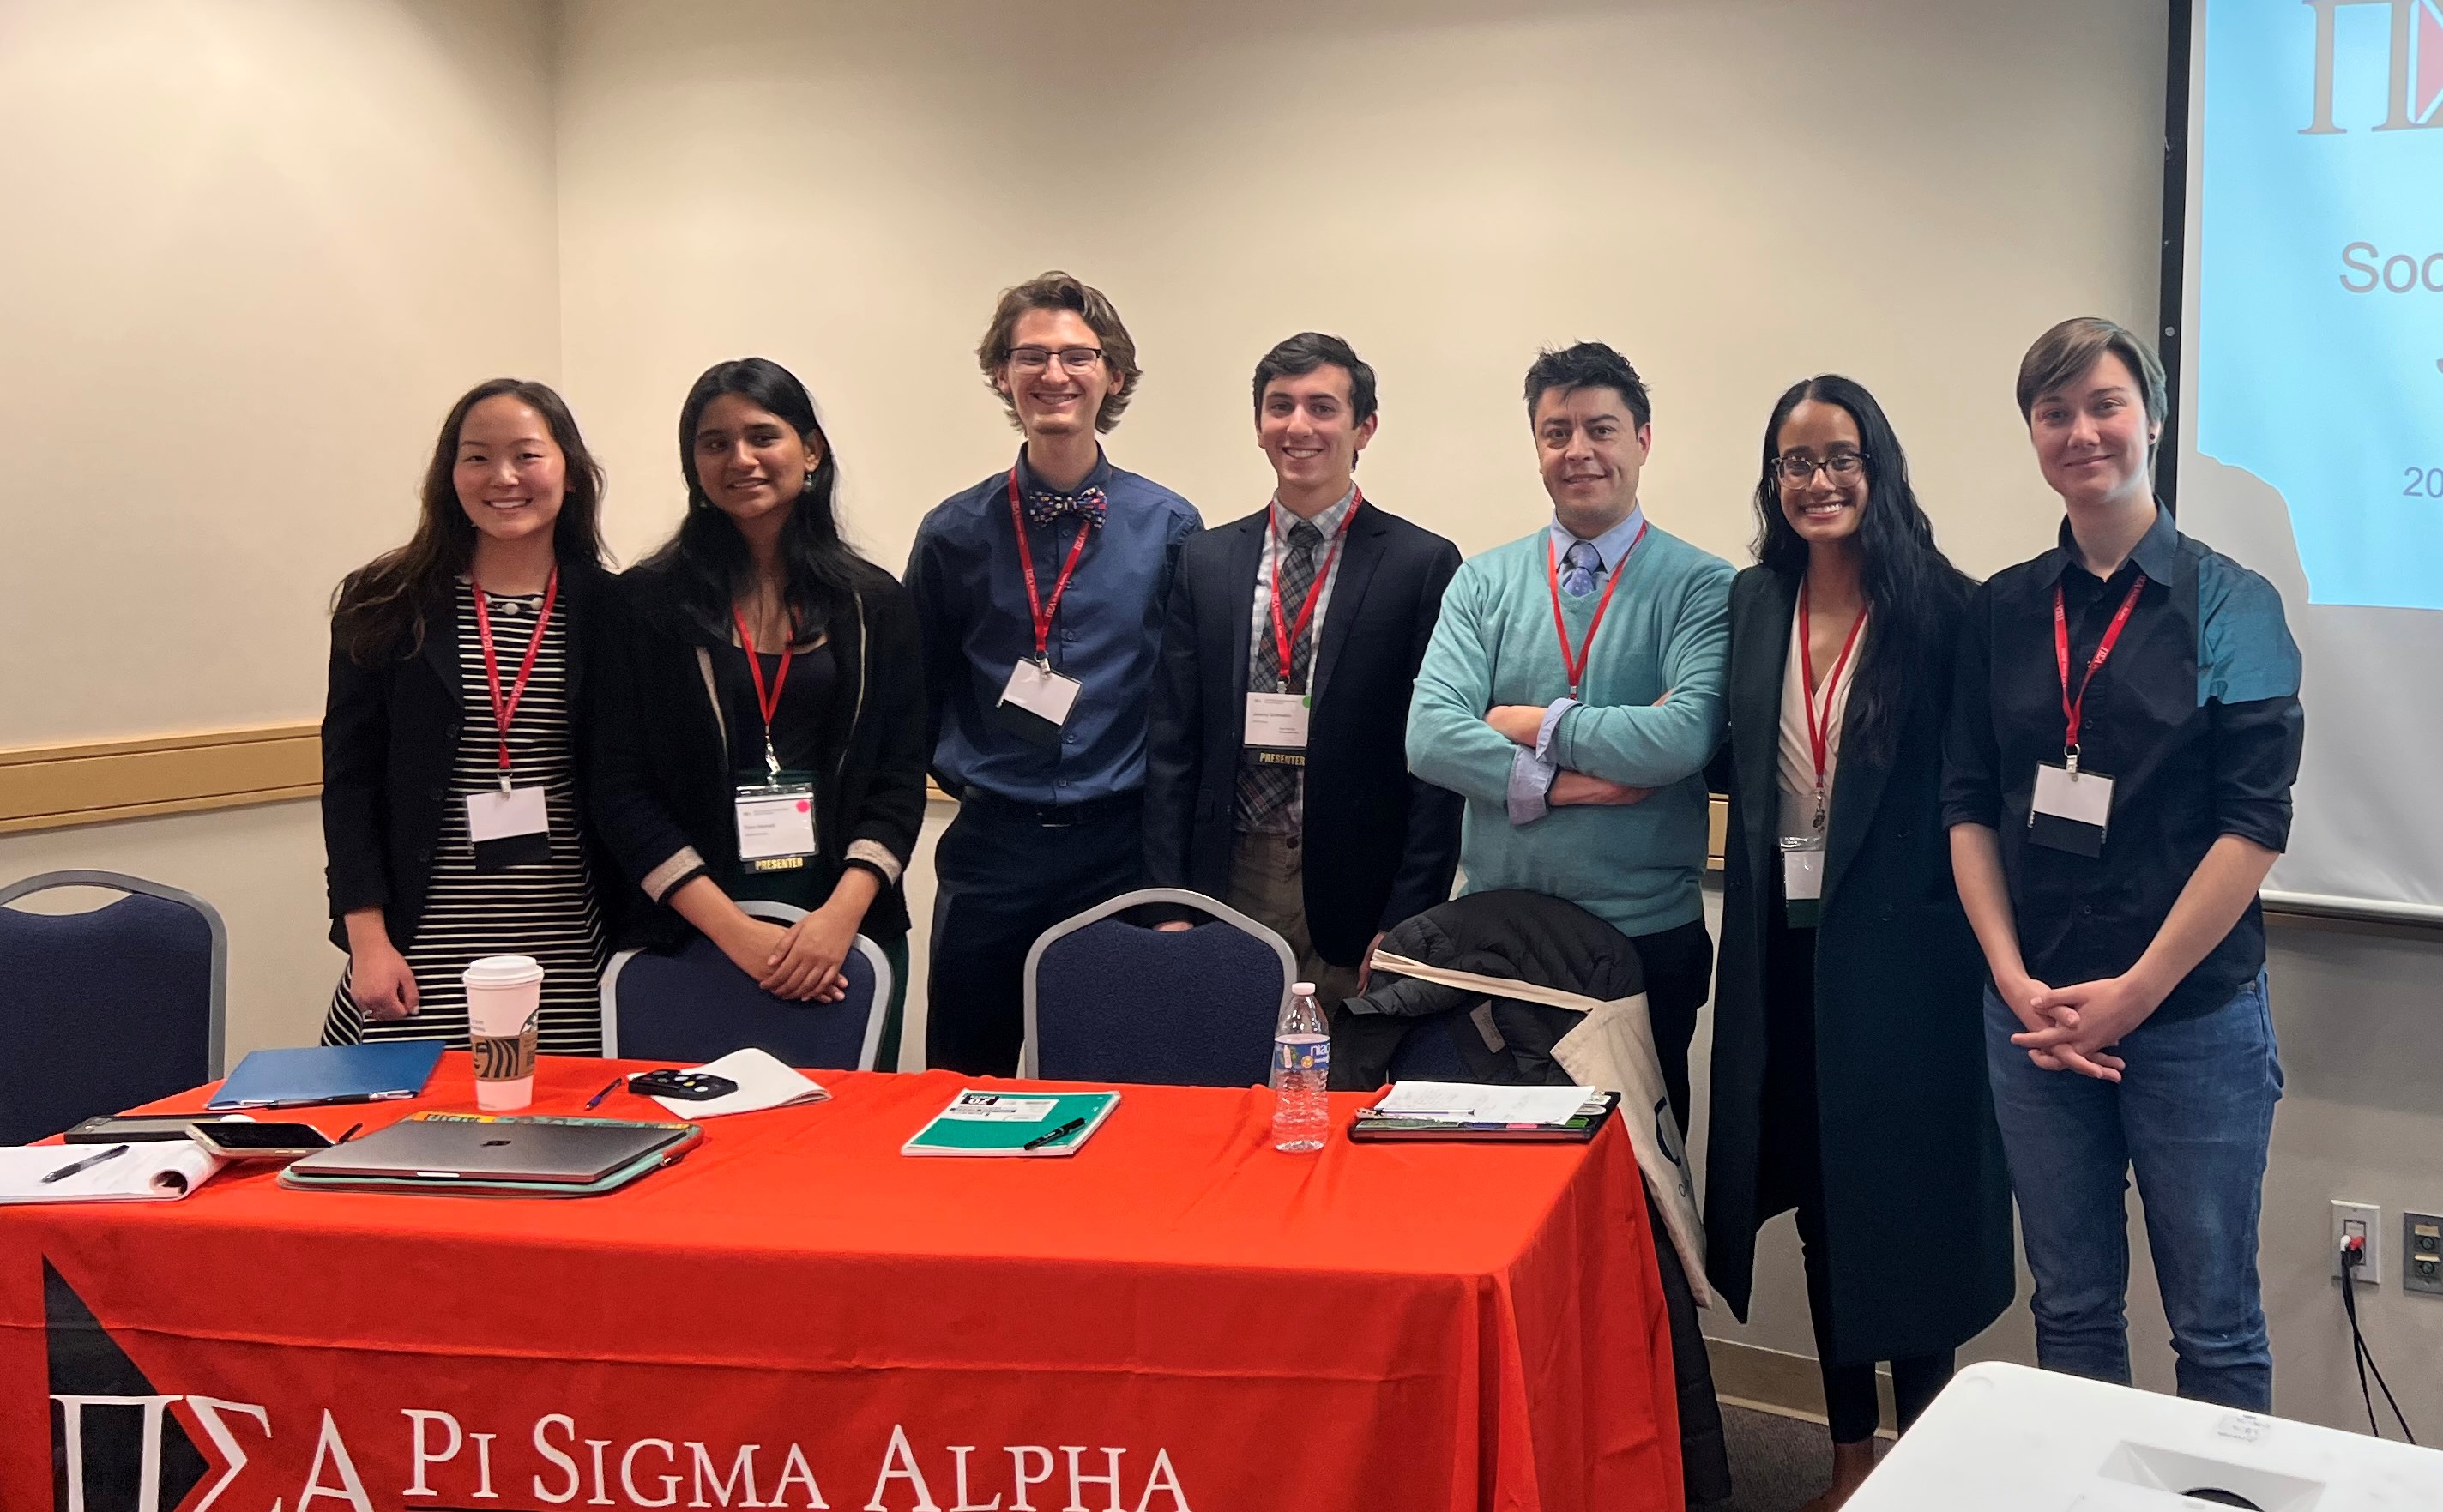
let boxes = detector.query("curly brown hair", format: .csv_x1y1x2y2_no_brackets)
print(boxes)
976,270,1143,434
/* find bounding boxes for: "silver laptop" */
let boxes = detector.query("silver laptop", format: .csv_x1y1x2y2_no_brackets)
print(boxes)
288,1118,690,1184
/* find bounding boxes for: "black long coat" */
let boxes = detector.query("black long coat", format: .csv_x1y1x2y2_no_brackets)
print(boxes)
1702,565,2014,1364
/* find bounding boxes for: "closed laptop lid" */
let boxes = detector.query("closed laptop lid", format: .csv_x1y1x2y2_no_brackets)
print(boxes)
289,1118,688,1184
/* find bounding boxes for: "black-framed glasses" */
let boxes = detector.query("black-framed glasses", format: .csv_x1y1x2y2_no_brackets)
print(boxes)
1010,346,1105,373
1773,450,1869,484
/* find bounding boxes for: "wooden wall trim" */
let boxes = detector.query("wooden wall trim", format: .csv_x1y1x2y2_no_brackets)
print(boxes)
0,724,322,835
0,726,1728,858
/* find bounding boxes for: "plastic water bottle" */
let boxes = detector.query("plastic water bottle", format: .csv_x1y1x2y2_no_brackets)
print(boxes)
1271,982,1330,1153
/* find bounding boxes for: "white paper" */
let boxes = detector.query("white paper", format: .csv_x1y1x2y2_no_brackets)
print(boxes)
939,1093,1059,1123
0,1142,226,1203
1244,691,1312,750
648,1047,830,1119
467,786,549,842
1373,1081,1597,1124
734,789,817,860
999,660,1082,726
1782,849,1825,901
2033,762,2114,827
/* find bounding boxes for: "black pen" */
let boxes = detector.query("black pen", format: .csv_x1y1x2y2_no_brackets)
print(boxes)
584,1076,624,1111
42,1144,130,1184
335,1123,363,1145
1023,1117,1086,1152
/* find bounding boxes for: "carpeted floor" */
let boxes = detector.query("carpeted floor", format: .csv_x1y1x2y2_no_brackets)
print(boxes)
1702,1402,1882,1512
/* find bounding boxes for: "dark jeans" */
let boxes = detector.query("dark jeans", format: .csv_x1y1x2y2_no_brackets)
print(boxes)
1627,916,1712,1135
1983,971,2282,1410
1768,917,1953,1445
926,793,1144,1076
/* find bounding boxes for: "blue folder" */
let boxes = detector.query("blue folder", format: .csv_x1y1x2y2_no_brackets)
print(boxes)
206,1040,447,1111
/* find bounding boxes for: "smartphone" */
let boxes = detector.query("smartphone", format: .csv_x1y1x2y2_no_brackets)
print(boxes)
66,1115,240,1144
188,1122,337,1160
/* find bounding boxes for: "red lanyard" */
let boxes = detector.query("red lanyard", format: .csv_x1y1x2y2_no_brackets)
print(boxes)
468,569,558,790
1265,491,1359,692
732,605,796,775
1006,468,1095,666
1797,581,1868,828
2054,574,2146,767
1545,520,1646,697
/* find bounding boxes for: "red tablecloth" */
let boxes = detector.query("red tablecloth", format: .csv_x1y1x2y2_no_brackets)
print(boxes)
2,1055,1680,1511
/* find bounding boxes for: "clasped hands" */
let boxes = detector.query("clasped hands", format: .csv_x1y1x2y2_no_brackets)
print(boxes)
1996,970,2168,1082
1485,703,1650,807
727,904,860,1003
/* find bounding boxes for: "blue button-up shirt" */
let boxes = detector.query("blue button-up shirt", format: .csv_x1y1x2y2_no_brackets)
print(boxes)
906,448,1202,804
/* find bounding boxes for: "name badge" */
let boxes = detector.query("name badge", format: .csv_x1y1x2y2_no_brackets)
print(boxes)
1245,691,1311,752
2029,761,2113,858
995,660,1083,750
467,786,550,872
1778,834,1825,927
735,776,817,871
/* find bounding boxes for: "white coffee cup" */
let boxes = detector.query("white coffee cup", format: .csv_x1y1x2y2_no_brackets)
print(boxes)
461,955,545,1111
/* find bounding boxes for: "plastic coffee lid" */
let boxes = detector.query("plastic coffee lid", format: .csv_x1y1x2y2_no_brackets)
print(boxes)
1292,982,1316,996
462,955,546,987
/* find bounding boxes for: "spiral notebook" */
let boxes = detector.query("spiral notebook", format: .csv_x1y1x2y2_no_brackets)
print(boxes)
0,1142,226,1202
902,1089,1119,1157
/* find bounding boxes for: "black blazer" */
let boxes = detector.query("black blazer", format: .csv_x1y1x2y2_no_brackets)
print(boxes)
1143,497,1463,966
587,558,929,951
319,559,614,952
1702,564,2012,1364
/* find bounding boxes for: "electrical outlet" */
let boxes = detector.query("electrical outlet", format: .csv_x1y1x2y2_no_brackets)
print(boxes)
2332,1200,2382,1285
2404,1212,2443,1297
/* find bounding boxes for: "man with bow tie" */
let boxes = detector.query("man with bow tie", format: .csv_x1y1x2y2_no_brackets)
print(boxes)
1142,334,1463,1006
1407,341,1733,1126
905,271,1203,1075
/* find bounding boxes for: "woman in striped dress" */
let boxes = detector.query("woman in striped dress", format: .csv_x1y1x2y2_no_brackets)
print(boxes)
320,379,616,1054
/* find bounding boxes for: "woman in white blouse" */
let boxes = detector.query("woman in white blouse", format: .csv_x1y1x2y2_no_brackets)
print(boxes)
1700,376,2013,1510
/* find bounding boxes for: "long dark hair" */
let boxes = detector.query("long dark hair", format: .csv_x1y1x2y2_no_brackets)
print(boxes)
1751,375,1970,766
332,378,608,664
638,358,866,642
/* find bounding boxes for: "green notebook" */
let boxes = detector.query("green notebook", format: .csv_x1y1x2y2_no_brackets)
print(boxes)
902,1089,1119,1157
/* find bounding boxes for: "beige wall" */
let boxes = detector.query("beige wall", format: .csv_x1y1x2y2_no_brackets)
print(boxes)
554,0,2162,577
0,0,561,747
0,0,559,1051
5,0,2440,1443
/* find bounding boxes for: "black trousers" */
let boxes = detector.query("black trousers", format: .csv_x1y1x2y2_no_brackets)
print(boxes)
925,792,1144,1076
1764,914,1952,1445
1626,916,1713,1136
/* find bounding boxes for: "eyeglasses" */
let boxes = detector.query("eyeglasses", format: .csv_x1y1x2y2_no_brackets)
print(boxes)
1009,346,1105,374
1773,450,1869,484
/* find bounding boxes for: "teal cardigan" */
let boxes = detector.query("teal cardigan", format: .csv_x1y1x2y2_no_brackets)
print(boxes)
1407,520,1734,937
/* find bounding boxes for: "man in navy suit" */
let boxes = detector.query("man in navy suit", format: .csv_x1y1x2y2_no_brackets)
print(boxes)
1144,333,1463,999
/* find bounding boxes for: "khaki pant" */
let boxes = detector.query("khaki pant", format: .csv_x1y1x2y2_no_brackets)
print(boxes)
1227,832,1365,1005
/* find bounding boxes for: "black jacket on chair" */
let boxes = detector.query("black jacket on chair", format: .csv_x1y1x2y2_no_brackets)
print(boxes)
1703,563,2014,1365
1143,497,1464,966
586,558,929,952
319,560,614,952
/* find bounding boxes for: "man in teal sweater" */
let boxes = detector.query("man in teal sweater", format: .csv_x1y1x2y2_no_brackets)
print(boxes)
1408,342,1733,1123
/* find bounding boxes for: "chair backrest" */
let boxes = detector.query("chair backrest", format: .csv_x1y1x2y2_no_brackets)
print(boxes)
600,901,889,1071
1385,1005,1476,1084
1022,888,1294,1087
0,870,228,1144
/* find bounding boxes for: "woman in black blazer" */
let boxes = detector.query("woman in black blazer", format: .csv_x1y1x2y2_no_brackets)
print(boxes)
590,358,927,1065
1703,376,2014,1509
321,378,615,1052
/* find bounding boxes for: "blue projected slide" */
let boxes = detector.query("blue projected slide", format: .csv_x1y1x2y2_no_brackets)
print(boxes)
2195,0,2443,609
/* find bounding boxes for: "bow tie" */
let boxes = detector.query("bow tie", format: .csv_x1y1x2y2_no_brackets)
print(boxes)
1024,485,1107,530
